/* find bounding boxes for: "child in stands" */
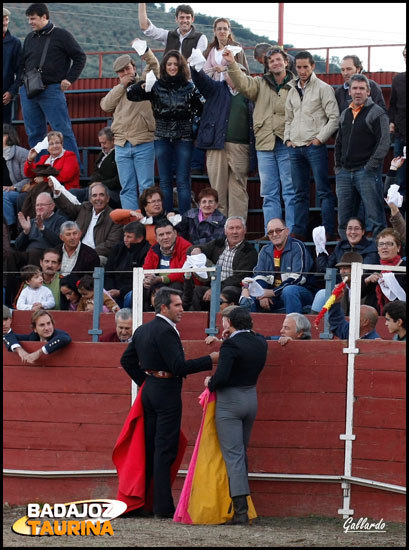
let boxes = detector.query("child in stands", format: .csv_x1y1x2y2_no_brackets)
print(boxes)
16,265,55,311
76,274,120,313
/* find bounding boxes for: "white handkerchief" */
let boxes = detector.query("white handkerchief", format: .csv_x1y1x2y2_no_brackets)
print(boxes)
183,253,208,279
144,70,157,92
242,277,265,298
131,38,147,56
140,216,153,225
378,273,406,301
188,48,206,71
49,176,81,205
386,184,403,208
34,136,49,154
225,45,242,56
312,225,328,256
168,214,182,226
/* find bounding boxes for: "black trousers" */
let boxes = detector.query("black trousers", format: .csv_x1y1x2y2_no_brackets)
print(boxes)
142,376,183,515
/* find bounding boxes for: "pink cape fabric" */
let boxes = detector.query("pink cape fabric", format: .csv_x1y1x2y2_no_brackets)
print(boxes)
112,383,187,513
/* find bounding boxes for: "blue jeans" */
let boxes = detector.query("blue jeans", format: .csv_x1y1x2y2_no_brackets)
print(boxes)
19,83,81,165
115,141,155,210
336,167,386,239
3,190,26,225
155,139,193,214
257,140,295,233
289,144,335,237
248,285,313,314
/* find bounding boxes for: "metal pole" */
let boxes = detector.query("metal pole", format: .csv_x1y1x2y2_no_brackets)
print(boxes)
319,268,336,339
89,267,104,342
278,3,284,46
206,265,222,337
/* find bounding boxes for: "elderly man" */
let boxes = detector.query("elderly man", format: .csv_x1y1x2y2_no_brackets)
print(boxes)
50,180,123,263
3,308,71,364
138,2,207,57
100,308,133,343
190,216,258,311
328,289,380,340
100,50,158,210
266,312,312,345
56,221,99,278
335,55,386,114
225,46,295,233
14,192,67,266
335,74,390,239
285,51,339,240
240,218,316,314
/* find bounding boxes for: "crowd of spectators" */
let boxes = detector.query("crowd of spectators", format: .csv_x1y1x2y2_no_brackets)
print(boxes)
2,3,406,341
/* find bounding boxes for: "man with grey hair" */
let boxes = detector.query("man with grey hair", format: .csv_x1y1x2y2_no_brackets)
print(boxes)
190,216,258,310
335,73,390,239
56,220,99,278
100,308,133,342
49,180,123,263
266,312,312,345
13,192,67,266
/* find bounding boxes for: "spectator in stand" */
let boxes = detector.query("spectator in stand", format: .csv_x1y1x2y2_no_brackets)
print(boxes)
240,218,316,314
70,127,121,207
335,55,387,114
3,308,71,364
16,264,55,311
384,157,406,245
39,248,63,309
3,8,22,124
189,216,258,311
76,274,119,314
100,50,159,210
225,46,295,233
383,300,406,341
138,3,207,57
50,181,123,264
60,274,81,311
13,193,66,266
314,217,379,276
334,74,389,239
19,3,86,164
328,291,380,340
126,50,204,215
56,221,100,278
202,17,249,81
189,54,253,221
100,308,133,343
388,46,406,195
3,124,30,230
104,221,150,308
110,186,170,246
285,51,339,241
253,43,296,75
3,304,13,335
266,312,312,345
362,228,406,315
175,187,226,244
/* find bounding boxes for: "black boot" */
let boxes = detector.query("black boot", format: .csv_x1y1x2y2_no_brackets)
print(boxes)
230,495,249,525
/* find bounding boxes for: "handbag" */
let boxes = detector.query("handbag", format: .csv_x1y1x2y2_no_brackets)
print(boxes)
23,36,51,99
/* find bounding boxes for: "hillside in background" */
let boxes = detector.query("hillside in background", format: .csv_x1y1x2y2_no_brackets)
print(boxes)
5,2,338,77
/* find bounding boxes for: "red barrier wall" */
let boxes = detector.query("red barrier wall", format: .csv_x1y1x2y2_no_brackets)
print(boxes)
3,338,405,521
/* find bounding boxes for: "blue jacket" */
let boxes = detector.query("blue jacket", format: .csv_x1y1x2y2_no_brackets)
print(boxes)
176,207,226,244
316,236,379,274
3,30,22,97
328,302,380,340
253,237,316,297
3,328,72,355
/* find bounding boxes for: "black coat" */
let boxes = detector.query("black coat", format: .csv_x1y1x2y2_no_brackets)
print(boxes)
3,328,71,355
120,315,212,386
104,240,150,298
90,149,120,192
56,242,100,280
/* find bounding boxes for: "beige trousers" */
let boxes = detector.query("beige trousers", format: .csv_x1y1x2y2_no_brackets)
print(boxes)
206,142,250,221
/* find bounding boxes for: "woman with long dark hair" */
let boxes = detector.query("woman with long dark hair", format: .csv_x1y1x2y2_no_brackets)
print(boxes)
127,50,203,215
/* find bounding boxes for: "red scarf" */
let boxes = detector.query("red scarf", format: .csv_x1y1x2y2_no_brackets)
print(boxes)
375,255,402,315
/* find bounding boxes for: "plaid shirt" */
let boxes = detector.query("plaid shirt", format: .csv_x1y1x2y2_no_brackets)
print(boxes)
217,240,243,281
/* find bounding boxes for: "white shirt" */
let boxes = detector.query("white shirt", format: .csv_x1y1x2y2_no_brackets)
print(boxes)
144,20,208,53
16,285,55,311
61,243,81,276
81,209,102,249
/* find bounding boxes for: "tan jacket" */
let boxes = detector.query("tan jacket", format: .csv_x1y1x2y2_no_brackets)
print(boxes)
284,72,339,146
228,61,292,151
100,50,159,147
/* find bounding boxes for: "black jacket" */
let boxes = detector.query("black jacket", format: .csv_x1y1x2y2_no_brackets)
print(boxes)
56,242,100,280
127,75,203,140
120,315,212,386
3,328,71,355
90,149,120,192
165,25,203,58
20,21,86,85
104,240,150,298
388,72,406,141
335,79,386,114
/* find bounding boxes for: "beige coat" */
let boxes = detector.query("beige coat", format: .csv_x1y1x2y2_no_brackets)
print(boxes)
284,72,339,146
100,50,159,147
227,60,291,151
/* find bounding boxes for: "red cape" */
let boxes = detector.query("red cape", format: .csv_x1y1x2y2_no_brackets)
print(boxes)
112,383,187,512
